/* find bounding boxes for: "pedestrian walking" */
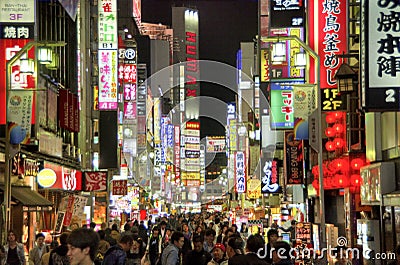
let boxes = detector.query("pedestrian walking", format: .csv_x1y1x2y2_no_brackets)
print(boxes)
49,232,70,265
66,228,99,265
183,235,212,265
2,230,26,265
102,235,133,265
29,233,49,265
160,231,184,265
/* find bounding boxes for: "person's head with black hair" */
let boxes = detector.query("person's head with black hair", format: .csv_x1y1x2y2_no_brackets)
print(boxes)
67,228,99,265
124,223,131,232
272,241,292,263
246,234,265,253
97,230,106,240
118,234,133,252
89,222,96,230
192,234,205,252
267,229,279,244
226,236,245,258
205,229,216,244
171,231,185,249
111,223,118,231
60,232,70,245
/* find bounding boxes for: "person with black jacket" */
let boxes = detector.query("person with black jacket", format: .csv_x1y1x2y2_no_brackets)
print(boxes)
49,232,70,265
148,226,162,265
183,235,212,265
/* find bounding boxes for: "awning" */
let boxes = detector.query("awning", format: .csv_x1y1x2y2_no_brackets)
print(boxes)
0,185,53,212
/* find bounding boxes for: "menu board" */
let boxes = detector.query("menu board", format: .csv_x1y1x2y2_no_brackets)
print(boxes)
295,222,311,243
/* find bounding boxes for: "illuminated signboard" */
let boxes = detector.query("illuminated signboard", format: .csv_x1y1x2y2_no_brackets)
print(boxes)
261,158,280,194
309,0,348,89
284,131,303,185
98,0,118,110
0,0,35,23
98,49,118,110
235,151,246,193
98,0,117,49
270,0,305,28
361,1,400,111
270,82,294,129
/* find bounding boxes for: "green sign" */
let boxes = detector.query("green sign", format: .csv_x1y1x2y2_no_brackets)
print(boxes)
270,83,294,129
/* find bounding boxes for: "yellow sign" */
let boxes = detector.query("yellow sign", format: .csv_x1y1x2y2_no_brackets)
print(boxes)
182,172,200,180
261,49,269,82
246,178,261,199
37,168,57,188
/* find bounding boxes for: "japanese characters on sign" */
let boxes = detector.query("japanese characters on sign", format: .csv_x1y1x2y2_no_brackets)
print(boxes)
7,90,33,144
98,0,117,49
361,1,400,110
295,222,312,243
174,125,181,184
98,50,118,110
261,158,280,194
0,24,33,39
98,0,118,110
270,82,294,129
235,151,246,193
112,180,128,195
309,0,347,89
270,0,305,28
84,171,107,192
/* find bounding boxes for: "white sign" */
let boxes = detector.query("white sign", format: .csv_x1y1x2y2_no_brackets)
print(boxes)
0,0,35,23
98,50,118,110
235,151,246,193
368,1,400,88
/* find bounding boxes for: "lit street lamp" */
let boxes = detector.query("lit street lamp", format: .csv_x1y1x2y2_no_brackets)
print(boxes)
4,41,65,232
261,35,326,247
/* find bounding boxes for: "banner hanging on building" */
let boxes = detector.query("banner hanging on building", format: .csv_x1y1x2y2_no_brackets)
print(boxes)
284,131,304,185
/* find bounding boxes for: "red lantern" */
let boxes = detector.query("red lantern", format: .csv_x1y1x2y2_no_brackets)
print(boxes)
312,165,320,178
312,180,319,190
334,138,345,149
333,111,343,120
325,114,336,124
325,141,335,152
333,124,344,134
351,158,364,171
325,127,335,138
335,174,349,187
350,174,362,187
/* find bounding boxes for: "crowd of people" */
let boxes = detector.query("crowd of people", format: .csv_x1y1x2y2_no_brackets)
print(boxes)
0,212,378,265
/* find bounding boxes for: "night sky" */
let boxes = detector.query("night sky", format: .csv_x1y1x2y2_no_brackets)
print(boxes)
141,0,258,136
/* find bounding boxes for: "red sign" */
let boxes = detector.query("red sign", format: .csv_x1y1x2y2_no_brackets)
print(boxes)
308,0,348,88
58,89,69,130
84,172,107,191
112,180,127,195
0,39,36,125
41,162,82,191
63,195,75,226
